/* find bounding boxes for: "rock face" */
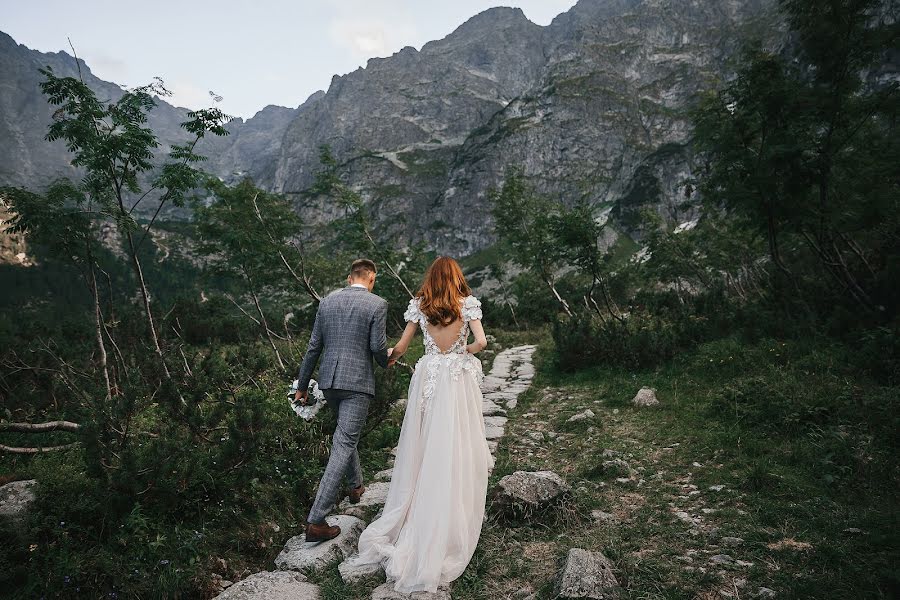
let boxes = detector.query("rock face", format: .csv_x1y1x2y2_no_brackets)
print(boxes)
214,571,319,600
631,387,659,406
0,0,786,255
493,470,571,509
0,479,37,522
267,0,783,254
555,548,620,599
274,515,365,572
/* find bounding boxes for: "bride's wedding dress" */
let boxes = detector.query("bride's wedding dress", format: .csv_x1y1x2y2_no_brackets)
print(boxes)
350,295,493,593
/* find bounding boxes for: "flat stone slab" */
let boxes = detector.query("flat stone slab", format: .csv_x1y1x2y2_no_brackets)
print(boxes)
214,571,320,600
275,515,365,572
374,468,394,481
339,553,386,584
484,415,508,428
0,479,36,521
481,399,507,416
485,424,505,440
371,582,451,599
338,481,391,509
556,548,620,599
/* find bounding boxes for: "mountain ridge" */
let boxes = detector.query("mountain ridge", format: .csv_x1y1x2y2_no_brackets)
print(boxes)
0,0,784,255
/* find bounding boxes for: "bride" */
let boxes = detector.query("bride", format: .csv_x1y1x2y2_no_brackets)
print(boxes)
350,256,492,593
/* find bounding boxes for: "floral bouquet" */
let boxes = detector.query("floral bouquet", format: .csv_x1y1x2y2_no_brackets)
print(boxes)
287,378,327,421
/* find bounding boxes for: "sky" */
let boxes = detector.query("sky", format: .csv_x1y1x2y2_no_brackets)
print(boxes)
1,0,578,119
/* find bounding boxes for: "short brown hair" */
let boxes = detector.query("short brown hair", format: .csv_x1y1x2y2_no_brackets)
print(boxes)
350,258,377,279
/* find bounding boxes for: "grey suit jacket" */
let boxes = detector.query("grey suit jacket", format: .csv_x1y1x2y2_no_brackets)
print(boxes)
296,286,389,397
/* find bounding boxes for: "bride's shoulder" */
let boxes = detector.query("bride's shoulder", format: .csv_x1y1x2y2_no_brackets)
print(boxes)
404,296,422,323
461,295,482,321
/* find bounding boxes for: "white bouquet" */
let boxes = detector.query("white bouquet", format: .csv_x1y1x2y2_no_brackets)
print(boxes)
287,378,327,421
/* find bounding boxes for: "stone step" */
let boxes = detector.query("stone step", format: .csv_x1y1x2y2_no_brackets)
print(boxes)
339,553,386,584
214,571,320,599
274,515,365,572
371,582,451,599
338,481,390,510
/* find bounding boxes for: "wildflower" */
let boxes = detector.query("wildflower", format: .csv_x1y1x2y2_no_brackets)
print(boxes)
29,544,38,552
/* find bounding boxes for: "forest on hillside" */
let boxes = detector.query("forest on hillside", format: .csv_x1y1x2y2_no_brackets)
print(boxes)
0,0,897,598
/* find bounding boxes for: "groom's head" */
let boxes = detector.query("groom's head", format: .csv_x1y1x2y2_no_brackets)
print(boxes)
348,258,377,291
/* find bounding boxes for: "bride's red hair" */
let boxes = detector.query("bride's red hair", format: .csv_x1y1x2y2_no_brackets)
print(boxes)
417,256,471,326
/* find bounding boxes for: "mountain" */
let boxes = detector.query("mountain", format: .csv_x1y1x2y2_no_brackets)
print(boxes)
269,0,782,254
0,29,300,217
0,0,784,255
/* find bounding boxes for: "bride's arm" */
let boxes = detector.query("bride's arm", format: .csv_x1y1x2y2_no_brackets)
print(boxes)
389,321,419,364
466,319,488,355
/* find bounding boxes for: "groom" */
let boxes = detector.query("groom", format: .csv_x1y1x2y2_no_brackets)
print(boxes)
294,258,390,542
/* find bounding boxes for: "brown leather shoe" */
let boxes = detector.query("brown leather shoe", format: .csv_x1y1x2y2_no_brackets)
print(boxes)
305,521,341,543
347,484,366,504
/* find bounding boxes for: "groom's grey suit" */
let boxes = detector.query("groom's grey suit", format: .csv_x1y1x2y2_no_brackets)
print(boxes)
297,285,389,524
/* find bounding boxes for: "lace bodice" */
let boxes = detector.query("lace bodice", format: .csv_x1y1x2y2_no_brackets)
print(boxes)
404,296,482,356
404,296,484,415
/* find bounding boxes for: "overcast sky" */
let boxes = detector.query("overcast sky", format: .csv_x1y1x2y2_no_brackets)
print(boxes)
2,0,578,119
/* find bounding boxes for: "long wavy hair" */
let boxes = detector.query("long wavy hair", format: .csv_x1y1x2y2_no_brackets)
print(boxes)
417,256,471,326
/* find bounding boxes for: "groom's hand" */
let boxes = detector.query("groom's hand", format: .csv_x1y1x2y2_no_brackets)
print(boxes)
294,390,308,406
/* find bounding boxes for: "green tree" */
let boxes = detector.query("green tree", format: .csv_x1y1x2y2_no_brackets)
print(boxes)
194,178,310,369
693,0,899,313
489,168,573,316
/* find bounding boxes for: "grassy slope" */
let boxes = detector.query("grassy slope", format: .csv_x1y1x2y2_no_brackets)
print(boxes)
453,330,898,599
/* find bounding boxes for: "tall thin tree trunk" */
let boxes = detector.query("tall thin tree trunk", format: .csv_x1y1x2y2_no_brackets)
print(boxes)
244,269,286,370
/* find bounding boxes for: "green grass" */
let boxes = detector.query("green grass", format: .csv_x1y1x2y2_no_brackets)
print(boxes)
454,332,899,599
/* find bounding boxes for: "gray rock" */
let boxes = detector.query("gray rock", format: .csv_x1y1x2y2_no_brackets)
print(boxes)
274,515,365,572
756,587,777,598
721,536,744,546
481,399,508,416
0,479,36,522
338,481,391,509
494,470,571,509
374,468,394,481
631,388,659,407
567,409,596,422
709,554,734,565
370,582,451,599
214,571,319,600
338,553,386,584
555,548,620,599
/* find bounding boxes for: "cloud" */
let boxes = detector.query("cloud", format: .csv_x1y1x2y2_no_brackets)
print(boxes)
166,80,213,111
327,1,419,63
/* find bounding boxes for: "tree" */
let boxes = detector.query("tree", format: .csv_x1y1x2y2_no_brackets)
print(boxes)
551,203,623,322
489,168,573,316
693,0,900,313
37,63,231,384
194,178,309,369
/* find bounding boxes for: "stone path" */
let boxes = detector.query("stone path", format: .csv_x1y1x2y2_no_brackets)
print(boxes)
217,345,537,599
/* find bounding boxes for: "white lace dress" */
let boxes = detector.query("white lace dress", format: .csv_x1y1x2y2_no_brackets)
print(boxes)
351,295,494,593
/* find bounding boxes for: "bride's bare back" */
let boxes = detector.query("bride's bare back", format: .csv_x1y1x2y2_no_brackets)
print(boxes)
424,319,466,353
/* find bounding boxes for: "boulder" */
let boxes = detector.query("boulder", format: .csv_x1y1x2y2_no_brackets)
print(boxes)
274,515,365,572
555,548,620,599
338,553,385,584
631,388,659,407
493,470,570,509
214,571,319,600
0,479,37,522
370,582,451,599
338,481,391,509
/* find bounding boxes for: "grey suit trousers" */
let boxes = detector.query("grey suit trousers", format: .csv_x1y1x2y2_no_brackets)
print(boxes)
307,388,372,524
